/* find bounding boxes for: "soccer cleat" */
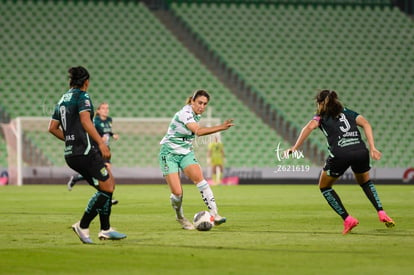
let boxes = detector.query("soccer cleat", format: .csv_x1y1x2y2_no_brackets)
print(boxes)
111,199,119,205
176,217,195,230
67,176,75,191
98,228,127,240
213,214,227,226
378,210,395,228
342,216,359,235
72,222,93,244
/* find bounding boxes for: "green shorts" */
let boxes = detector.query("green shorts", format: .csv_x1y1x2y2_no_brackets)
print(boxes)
159,145,199,176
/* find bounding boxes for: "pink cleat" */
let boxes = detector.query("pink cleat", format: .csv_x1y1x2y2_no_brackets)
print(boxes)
342,216,359,235
378,210,395,228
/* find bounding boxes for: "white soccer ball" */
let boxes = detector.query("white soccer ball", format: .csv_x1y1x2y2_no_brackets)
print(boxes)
193,211,214,231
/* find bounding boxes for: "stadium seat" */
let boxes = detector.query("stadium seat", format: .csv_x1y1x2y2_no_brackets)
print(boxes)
2,0,412,168
170,2,413,167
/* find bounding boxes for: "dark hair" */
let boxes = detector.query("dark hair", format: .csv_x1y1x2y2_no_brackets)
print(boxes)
186,89,210,104
315,90,343,118
68,66,90,88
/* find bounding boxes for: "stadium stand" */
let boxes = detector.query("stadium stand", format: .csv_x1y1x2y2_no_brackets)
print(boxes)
170,1,414,168
168,0,392,5
1,0,307,168
1,0,412,169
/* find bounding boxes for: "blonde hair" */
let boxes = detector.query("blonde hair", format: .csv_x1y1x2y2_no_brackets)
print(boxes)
95,102,109,116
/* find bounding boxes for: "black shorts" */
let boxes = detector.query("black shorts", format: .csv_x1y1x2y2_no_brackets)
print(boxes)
323,148,370,178
66,150,110,187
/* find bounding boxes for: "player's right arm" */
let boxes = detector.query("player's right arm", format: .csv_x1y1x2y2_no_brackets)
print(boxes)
187,119,234,137
287,119,319,153
80,111,111,159
48,104,65,141
48,119,65,141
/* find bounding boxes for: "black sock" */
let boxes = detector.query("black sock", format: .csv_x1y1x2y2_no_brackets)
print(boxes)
80,191,112,229
99,192,113,231
320,187,349,220
360,180,383,211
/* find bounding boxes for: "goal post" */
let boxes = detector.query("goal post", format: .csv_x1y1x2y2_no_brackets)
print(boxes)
1,119,20,186
5,116,221,185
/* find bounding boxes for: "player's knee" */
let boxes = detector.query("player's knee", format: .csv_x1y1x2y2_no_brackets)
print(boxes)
99,179,115,193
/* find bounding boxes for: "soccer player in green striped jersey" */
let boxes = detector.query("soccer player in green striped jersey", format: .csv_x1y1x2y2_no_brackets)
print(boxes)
159,89,234,230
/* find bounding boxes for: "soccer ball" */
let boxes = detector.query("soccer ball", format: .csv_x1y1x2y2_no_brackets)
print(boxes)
193,211,214,231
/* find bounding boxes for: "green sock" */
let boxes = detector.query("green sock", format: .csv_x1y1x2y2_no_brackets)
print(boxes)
320,187,348,220
360,180,383,211
73,174,84,183
99,191,113,231
80,191,112,229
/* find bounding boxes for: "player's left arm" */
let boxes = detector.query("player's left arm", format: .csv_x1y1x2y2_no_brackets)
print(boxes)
221,143,225,157
356,115,382,160
108,117,118,140
48,119,64,141
112,132,119,140
187,119,234,137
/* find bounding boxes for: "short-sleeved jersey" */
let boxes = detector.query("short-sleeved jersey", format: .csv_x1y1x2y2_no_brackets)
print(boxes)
94,116,113,146
208,142,224,163
160,104,201,155
51,88,96,158
313,108,366,157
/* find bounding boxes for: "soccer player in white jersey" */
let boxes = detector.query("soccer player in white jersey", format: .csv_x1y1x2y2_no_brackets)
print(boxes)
159,89,234,230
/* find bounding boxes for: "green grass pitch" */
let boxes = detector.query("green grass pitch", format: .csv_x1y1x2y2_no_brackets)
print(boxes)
0,184,413,274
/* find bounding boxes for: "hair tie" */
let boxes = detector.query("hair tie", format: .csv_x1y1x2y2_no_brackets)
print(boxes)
192,90,198,101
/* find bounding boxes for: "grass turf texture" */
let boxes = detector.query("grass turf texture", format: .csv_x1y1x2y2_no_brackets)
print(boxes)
0,184,413,275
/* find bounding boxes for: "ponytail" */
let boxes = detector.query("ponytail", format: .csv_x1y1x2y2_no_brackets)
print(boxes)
315,90,343,118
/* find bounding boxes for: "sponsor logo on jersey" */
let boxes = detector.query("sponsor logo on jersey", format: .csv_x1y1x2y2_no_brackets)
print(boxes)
100,167,108,177
65,135,75,141
338,137,360,147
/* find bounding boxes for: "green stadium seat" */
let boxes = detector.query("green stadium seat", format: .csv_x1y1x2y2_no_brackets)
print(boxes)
2,0,412,168
170,2,413,167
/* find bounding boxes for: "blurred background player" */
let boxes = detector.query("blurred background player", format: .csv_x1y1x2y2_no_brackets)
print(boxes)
207,135,225,185
159,89,234,230
286,89,395,234
67,102,119,205
48,66,126,243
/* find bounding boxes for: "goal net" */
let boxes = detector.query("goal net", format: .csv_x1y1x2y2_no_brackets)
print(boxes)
3,116,221,185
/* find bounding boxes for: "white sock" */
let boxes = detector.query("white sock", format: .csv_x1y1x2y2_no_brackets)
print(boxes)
196,180,218,216
170,194,184,219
